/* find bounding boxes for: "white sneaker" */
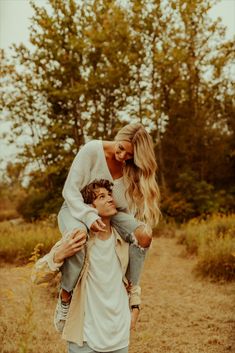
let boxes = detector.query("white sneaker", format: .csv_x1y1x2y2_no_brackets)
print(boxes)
54,294,70,332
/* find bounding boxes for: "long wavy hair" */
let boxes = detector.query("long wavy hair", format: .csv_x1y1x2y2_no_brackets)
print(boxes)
115,123,161,228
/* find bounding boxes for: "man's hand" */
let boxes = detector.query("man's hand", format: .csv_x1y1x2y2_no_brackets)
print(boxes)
54,229,87,263
130,308,140,330
90,219,106,232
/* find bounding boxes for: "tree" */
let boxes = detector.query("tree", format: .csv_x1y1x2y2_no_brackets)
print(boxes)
1,0,234,220
1,0,137,217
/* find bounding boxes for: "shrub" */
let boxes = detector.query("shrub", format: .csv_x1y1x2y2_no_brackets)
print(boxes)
161,192,195,223
180,214,235,281
0,209,19,222
17,189,63,221
196,232,235,281
162,170,235,223
153,219,178,238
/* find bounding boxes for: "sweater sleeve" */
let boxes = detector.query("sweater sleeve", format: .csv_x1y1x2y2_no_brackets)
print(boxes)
31,239,64,285
62,141,100,229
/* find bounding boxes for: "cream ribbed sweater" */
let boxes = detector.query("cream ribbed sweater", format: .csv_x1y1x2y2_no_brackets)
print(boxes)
62,140,128,229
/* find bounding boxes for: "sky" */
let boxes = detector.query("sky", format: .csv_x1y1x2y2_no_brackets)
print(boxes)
0,0,235,168
0,0,234,53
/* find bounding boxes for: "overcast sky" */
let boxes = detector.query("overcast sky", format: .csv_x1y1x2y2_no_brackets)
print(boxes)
0,0,235,167
0,0,234,53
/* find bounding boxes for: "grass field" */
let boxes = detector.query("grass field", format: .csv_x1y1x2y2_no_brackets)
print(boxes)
0,217,234,352
1,236,234,353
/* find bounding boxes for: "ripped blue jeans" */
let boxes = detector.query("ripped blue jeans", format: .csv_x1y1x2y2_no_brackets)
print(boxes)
58,202,148,292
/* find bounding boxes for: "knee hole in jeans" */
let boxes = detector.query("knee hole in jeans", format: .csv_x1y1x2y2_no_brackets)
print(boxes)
134,225,152,248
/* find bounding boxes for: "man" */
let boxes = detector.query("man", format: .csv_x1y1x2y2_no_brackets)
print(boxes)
32,179,141,353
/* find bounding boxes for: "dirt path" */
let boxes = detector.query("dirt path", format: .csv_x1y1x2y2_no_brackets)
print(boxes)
130,237,235,353
1,237,234,353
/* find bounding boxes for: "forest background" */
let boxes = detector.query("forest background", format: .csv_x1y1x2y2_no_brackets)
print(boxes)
0,3,235,351
0,0,235,223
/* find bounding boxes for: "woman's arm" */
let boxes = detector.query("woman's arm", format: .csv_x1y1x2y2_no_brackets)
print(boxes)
62,141,100,229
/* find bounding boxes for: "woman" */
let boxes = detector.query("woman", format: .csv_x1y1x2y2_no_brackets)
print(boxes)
56,123,160,331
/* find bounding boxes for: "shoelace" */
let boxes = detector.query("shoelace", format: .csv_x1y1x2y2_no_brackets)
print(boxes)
57,301,70,321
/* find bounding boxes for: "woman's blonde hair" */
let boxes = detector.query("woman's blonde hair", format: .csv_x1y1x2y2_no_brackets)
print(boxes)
115,123,160,227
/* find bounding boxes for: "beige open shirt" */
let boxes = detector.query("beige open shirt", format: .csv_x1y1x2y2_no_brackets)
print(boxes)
32,227,141,346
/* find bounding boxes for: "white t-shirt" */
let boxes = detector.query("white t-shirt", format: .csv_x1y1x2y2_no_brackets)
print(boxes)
83,233,131,352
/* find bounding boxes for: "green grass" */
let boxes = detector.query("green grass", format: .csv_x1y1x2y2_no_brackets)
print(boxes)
0,221,60,264
178,214,235,281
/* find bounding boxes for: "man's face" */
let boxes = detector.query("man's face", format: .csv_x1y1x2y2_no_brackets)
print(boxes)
92,187,117,217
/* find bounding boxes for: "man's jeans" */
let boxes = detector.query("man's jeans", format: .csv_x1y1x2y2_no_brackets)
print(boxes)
68,342,128,353
58,202,147,292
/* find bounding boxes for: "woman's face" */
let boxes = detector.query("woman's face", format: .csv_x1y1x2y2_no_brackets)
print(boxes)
114,141,134,163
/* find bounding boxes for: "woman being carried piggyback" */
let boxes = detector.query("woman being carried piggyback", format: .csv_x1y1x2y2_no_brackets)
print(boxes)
56,123,161,331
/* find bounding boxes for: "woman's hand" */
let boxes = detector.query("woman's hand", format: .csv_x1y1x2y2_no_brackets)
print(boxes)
125,281,132,294
130,308,140,330
54,229,87,263
90,219,106,232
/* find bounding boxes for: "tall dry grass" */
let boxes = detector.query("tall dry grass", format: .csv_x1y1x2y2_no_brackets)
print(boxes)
178,214,235,281
0,241,62,353
0,221,60,264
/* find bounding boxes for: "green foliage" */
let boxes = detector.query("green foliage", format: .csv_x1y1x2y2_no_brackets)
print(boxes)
17,188,63,221
162,171,235,222
161,192,195,223
179,214,235,281
0,164,27,221
1,0,234,220
176,171,217,215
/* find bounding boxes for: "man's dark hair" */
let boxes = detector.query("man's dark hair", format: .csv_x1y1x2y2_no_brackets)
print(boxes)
81,179,114,204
